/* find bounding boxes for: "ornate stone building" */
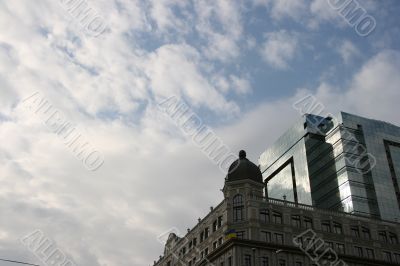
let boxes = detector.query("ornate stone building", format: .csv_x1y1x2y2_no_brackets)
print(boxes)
154,151,400,266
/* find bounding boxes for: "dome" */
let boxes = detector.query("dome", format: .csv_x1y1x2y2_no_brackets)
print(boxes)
226,150,263,183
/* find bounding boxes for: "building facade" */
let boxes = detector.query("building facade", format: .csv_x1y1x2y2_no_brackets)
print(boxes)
154,151,400,266
259,112,400,222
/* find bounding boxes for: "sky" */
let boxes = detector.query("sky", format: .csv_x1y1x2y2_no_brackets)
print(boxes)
0,0,400,265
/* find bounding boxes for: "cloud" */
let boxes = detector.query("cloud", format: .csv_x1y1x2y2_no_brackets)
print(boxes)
337,39,361,64
260,30,299,70
295,49,400,125
0,1,399,265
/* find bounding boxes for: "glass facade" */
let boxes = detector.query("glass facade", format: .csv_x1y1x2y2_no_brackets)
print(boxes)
259,112,400,222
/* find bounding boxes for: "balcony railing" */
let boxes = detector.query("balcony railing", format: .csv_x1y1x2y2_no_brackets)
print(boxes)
255,196,396,224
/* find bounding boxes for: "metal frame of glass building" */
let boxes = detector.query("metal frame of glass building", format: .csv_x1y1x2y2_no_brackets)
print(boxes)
259,112,400,222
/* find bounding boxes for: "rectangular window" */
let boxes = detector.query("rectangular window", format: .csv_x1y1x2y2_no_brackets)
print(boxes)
213,220,218,232
205,227,209,239
205,248,208,255
304,217,313,229
213,241,217,250
383,251,392,262
260,209,270,223
333,222,342,234
261,257,269,266
218,216,223,227
193,238,197,246
244,255,251,266
336,243,345,254
218,237,223,246
237,231,245,239
366,248,375,259
275,233,284,244
321,221,331,233
228,257,232,266
278,259,286,266
394,253,400,264
389,233,398,244
379,231,388,243
273,212,283,224
362,227,371,239
291,215,301,227
200,232,204,243
354,246,363,257
350,226,360,237
261,231,271,242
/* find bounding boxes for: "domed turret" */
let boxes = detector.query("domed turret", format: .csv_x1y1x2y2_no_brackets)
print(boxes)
226,150,263,183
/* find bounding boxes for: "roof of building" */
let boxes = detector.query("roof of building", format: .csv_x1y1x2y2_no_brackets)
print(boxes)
226,150,263,183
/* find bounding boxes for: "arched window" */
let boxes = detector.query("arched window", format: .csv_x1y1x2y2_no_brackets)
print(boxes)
233,194,244,222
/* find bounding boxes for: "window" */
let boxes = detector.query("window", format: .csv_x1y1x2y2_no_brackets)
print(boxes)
275,233,284,244
350,226,360,237
389,232,398,244
204,227,209,239
218,216,223,227
321,221,331,233
213,220,218,232
366,248,375,259
193,238,197,247
273,211,283,224
325,241,333,249
394,253,400,264
218,237,223,246
167,261,171,266
333,222,342,234
237,231,245,239
260,209,269,223
354,246,363,257
205,248,209,255
304,217,313,229
362,227,371,239
200,232,204,242
228,257,232,266
233,194,244,222
244,255,251,266
261,257,269,266
261,231,271,242
291,215,301,227
383,251,392,263
213,241,217,250
379,231,388,242
336,243,345,254
278,259,286,266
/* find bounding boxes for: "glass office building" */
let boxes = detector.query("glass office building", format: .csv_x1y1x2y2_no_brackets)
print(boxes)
259,112,400,222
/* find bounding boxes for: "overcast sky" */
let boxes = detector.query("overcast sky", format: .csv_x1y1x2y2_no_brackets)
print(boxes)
1,0,400,265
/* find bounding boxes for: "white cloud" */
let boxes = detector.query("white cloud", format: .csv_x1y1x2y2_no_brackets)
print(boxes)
194,0,244,62
0,1,398,266
296,50,400,125
337,39,361,64
260,30,299,70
